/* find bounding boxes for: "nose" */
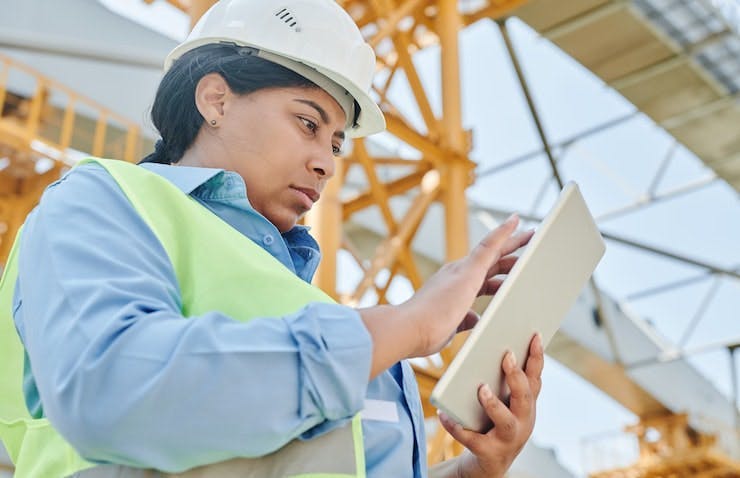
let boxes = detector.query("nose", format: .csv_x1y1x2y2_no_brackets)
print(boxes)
308,149,336,180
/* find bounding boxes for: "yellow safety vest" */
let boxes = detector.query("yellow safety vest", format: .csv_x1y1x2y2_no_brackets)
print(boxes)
0,158,366,478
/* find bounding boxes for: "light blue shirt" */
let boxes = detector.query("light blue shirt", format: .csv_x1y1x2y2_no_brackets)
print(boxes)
12,162,427,477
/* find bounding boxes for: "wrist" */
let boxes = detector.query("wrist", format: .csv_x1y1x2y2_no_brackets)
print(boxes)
396,300,427,358
358,304,419,377
428,455,465,478
457,451,507,478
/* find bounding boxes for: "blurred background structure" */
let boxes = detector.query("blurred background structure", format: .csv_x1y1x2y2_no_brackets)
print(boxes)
0,0,738,476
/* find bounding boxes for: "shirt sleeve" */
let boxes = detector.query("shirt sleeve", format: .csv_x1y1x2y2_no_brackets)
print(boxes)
14,163,373,473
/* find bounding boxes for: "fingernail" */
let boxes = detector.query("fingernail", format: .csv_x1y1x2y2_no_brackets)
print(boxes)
535,333,543,353
480,384,493,400
506,351,516,369
505,213,518,225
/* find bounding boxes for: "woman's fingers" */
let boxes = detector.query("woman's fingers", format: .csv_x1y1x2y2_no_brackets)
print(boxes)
477,277,504,297
437,338,546,478
467,215,520,271
524,334,545,398
438,412,487,456
458,310,480,332
402,215,527,358
500,229,535,258
502,352,534,419
480,229,533,283
478,383,518,442
482,255,518,282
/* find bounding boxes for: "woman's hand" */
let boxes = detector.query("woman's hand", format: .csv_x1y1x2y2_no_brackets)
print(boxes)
359,214,533,379
401,214,534,358
438,334,545,478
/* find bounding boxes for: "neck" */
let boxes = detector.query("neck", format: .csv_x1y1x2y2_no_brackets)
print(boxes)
177,129,224,168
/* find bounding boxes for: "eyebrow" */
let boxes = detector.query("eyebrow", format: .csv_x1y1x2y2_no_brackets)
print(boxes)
293,99,346,141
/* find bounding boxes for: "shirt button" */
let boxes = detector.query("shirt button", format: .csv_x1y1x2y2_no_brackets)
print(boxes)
263,234,275,246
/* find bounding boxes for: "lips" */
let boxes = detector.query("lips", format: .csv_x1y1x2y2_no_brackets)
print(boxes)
291,186,320,206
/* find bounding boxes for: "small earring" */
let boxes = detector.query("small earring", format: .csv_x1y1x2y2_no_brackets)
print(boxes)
210,120,217,126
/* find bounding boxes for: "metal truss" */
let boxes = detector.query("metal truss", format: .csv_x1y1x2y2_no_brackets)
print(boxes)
0,53,144,262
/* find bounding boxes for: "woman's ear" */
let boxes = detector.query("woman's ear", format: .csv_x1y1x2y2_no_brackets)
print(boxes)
194,73,229,126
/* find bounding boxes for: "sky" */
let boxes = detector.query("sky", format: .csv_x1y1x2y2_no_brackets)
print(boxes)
99,1,740,475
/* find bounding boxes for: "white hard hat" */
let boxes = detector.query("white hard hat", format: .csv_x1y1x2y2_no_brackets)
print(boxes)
165,0,386,138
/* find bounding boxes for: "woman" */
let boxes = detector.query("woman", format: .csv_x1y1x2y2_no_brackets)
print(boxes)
0,0,543,477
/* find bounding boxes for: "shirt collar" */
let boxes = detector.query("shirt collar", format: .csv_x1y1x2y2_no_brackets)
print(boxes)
139,162,318,248
140,163,223,195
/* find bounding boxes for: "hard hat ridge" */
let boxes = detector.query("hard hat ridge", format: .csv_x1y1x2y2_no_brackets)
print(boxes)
164,0,386,137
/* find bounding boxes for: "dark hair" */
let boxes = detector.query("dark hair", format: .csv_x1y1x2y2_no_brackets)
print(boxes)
140,43,317,164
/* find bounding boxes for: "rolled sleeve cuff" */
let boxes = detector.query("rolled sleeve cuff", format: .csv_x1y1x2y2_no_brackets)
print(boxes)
284,302,372,426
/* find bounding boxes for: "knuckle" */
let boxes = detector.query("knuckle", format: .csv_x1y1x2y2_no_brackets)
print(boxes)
484,395,501,413
518,391,532,403
467,434,486,454
498,418,517,439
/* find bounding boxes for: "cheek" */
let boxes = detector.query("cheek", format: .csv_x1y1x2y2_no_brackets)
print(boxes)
243,170,287,208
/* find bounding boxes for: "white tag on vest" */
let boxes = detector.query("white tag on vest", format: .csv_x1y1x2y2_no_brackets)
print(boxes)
361,399,400,423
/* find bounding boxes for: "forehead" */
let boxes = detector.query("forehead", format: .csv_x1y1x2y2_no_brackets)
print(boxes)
259,86,347,128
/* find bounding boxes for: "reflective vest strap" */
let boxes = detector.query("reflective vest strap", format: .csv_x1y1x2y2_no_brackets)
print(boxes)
0,227,96,477
352,414,366,476
76,416,365,478
290,415,367,478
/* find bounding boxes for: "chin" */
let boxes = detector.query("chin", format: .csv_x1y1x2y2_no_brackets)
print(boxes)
271,217,298,234
263,206,301,233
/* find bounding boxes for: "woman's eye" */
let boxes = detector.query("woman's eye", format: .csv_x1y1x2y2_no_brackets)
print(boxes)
333,145,342,155
300,117,317,133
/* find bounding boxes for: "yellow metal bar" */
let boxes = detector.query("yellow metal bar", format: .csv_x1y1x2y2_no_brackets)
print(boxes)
397,248,423,289
375,261,399,304
462,0,530,25
344,156,424,167
25,80,46,139
354,139,398,231
349,170,440,304
376,63,399,105
124,126,140,163
384,112,447,163
354,140,424,289
305,157,345,299
438,0,464,153
92,115,107,157
0,60,8,116
0,54,120,123
392,30,440,137
370,0,439,136
343,168,429,219
188,0,216,27
0,53,140,136
438,0,469,262
59,99,76,151
370,0,438,135
0,198,20,266
369,0,430,47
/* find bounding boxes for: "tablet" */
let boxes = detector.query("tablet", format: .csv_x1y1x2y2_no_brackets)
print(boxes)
429,182,605,432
